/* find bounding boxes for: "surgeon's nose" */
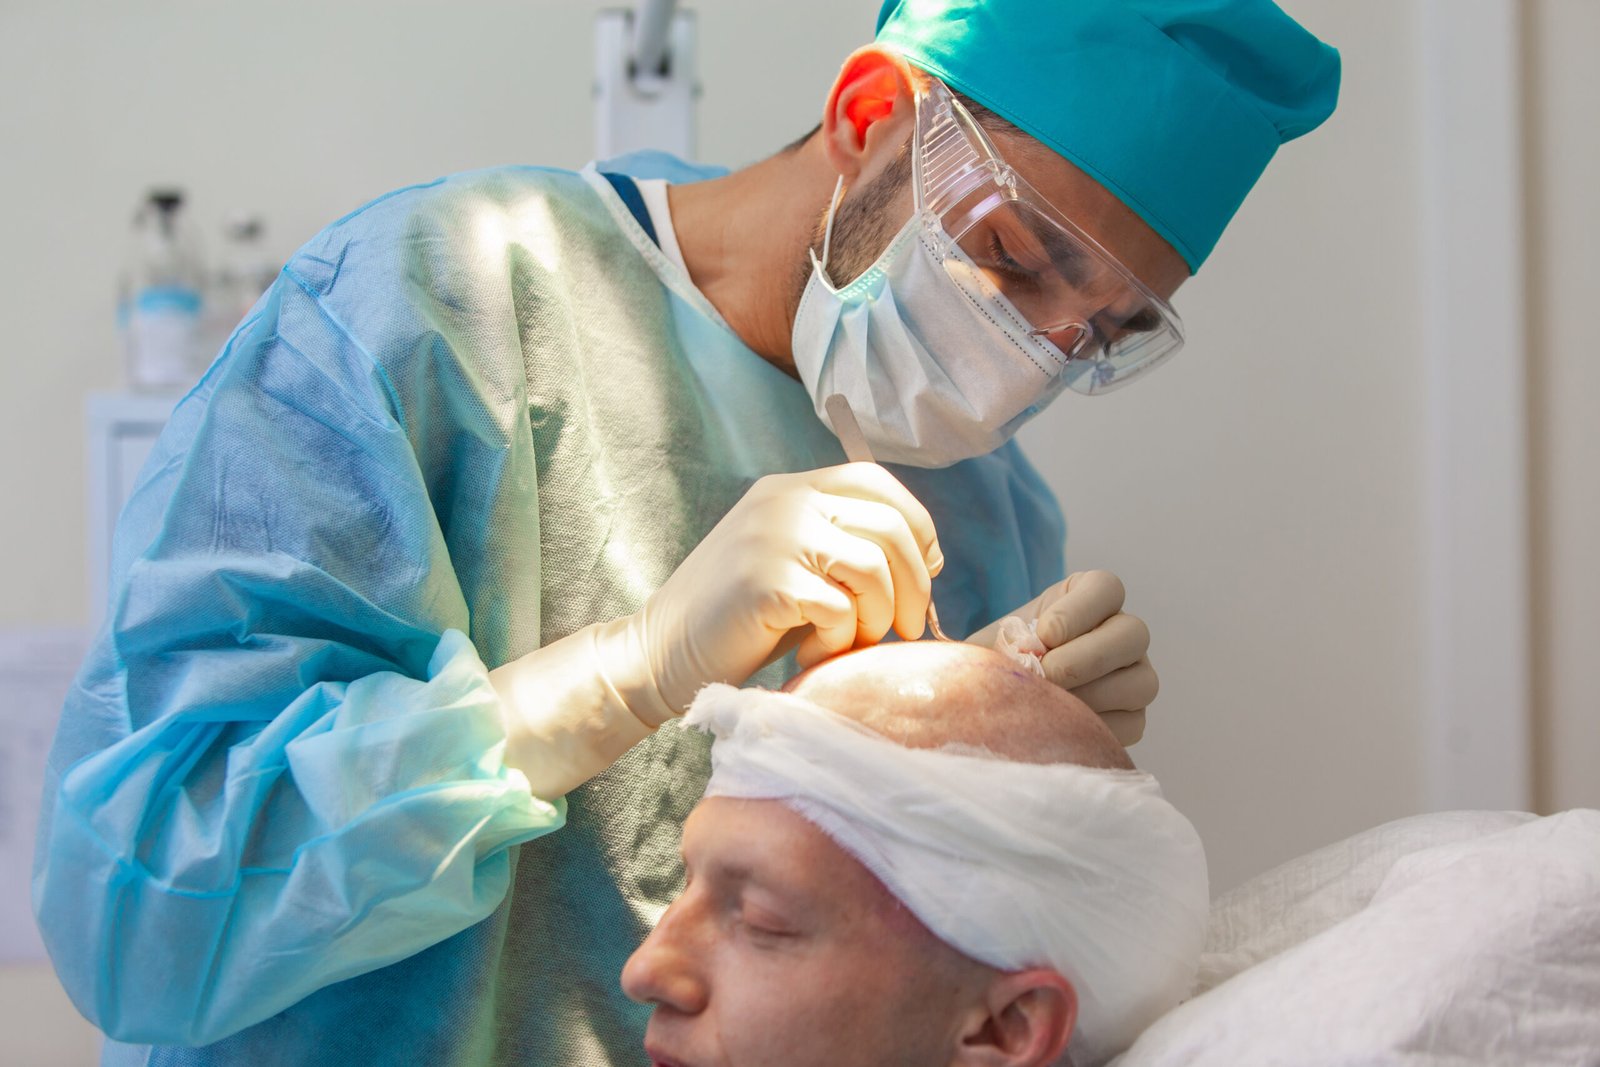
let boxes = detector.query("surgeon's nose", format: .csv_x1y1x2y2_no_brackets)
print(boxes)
621,902,710,1014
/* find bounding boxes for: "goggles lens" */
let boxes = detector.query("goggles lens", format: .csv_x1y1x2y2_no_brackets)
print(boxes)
913,79,1185,394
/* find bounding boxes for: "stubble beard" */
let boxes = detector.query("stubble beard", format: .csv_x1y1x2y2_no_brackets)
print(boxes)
785,144,915,335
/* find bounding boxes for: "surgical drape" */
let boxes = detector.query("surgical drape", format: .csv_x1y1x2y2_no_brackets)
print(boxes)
35,159,1066,1065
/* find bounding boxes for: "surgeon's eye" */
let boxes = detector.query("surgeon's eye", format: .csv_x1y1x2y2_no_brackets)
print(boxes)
985,233,1045,289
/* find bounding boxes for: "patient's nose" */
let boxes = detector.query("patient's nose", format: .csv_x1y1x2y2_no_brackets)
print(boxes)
621,898,710,1014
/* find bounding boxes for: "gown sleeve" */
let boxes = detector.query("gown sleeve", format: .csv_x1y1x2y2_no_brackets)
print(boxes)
31,267,563,1047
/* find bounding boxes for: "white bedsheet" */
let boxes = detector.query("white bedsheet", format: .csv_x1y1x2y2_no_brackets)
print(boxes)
1114,810,1600,1066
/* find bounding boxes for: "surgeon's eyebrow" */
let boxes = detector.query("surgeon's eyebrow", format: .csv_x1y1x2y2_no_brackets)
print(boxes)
1032,228,1168,330
1035,226,1094,287
1032,227,1166,336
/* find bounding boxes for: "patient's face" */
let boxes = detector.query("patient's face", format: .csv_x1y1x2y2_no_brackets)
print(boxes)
621,794,987,1067
622,642,1122,1066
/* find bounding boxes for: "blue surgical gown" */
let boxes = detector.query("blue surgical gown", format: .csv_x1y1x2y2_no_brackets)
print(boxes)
33,155,1066,1065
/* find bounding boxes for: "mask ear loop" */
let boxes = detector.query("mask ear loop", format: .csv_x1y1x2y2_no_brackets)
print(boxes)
812,176,847,281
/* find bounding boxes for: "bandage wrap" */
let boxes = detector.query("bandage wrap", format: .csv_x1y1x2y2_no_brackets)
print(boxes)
684,683,1209,1067
993,614,1048,676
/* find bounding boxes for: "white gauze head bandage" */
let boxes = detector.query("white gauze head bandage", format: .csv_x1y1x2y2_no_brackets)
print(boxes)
682,683,1209,1067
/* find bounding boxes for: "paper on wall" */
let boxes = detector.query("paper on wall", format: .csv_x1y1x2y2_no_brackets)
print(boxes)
0,627,86,963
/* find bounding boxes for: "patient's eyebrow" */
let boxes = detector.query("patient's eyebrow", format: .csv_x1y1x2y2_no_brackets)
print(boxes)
694,856,822,916
682,850,768,890
704,858,756,884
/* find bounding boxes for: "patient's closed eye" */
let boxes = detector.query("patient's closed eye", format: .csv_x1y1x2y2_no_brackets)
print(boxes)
736,895,805,942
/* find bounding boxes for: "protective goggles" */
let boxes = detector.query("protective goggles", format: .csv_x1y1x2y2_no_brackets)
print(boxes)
912,77,1186,394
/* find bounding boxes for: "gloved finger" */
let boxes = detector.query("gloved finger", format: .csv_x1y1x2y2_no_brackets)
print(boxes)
1099,709,1146,747
821,495,932,641
1066,656,1158,715
1040,611,1150,689
790,570,861,667
804,518,897,647
763,625,811,668
1036,570,1127,649
805,463,943,575
797,630,855,668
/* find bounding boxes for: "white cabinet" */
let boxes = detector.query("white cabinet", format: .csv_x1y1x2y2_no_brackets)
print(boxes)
86,392,180,627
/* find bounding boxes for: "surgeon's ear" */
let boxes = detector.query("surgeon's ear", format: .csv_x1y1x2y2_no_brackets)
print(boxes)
820,46,917,184
953,969,1077,1067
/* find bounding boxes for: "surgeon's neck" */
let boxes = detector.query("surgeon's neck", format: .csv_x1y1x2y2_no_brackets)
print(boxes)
668,139,837,376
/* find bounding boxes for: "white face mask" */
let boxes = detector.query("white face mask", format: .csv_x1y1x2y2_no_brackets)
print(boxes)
790,178,1081,468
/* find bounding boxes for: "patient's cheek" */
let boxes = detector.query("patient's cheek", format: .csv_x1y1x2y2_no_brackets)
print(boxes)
843,874,982,992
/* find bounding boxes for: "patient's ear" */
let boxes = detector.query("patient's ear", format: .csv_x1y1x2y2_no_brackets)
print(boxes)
952,968,1077,1067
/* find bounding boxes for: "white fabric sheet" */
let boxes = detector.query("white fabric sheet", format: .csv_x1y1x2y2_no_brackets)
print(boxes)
1114,809,1600,1066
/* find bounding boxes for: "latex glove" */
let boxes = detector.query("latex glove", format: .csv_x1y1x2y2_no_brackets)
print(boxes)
969,570,1156,745
490,464,941,797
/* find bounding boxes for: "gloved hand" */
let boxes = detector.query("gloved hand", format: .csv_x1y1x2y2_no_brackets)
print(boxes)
618,462,944,720
491,463,942,797
969,570,1156,745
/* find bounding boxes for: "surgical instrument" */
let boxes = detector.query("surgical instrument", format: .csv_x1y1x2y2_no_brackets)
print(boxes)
823,393,953,643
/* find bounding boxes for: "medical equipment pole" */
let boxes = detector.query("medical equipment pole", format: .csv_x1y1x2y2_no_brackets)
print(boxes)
594,2,699,160
630,0,676,80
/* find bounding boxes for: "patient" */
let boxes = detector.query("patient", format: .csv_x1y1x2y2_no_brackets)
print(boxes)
621,641,1209,1067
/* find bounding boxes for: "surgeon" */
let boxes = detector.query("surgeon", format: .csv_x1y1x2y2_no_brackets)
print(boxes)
33,1,1338,1065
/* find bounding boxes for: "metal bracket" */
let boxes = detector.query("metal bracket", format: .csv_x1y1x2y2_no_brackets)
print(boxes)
593,4,699,162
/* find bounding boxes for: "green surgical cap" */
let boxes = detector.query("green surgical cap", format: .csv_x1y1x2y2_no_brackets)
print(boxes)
875,0,1341,270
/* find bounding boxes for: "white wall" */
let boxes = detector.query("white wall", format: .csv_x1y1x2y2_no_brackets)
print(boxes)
1526,0,1600,816
1021,0,1428,895
0,1,1593,1062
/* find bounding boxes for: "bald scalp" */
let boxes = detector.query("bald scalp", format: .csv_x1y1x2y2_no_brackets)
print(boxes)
785,642,1134,772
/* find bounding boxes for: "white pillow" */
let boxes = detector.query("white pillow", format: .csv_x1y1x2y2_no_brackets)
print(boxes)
1113,810,1600,1066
